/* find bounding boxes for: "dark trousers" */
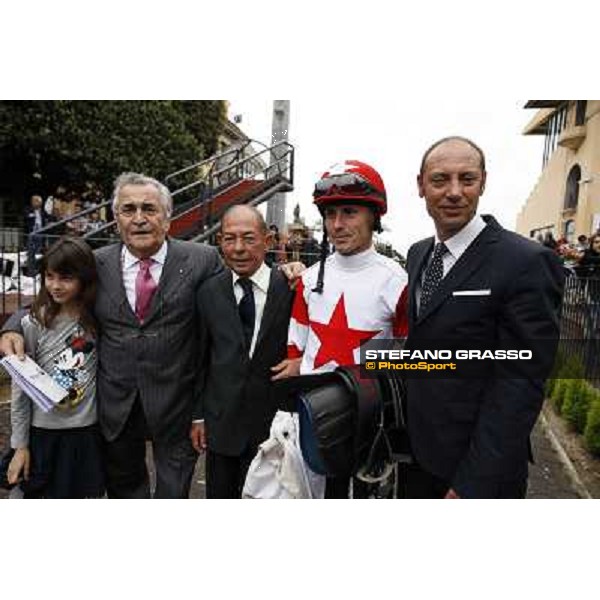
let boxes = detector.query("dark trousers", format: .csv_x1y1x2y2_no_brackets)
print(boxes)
103,401,197,499
400,462,527,499
325,477,371,499
26,233,43,275
205,446,257,499
325,476,349,499
400,463,451,499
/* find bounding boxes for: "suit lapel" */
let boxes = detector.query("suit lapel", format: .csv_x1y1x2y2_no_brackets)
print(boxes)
408,238,434,325
216,269,246,342
253,268,288,354
144,240,192,323
416,220,500,323
97,244,137,323
223,268,242,320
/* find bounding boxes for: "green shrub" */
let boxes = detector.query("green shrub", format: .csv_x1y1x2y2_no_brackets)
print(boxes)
550,379,568,414
545,377,557,399
557,353,585,380
546,352,585,413
562,379,592,433
547,349,565,381
583,393,600,456
561,379,580,424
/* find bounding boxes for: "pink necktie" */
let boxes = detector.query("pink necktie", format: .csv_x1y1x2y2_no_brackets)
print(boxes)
135,258,157,323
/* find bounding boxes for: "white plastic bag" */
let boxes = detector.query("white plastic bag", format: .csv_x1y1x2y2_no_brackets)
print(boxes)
242,411,325,499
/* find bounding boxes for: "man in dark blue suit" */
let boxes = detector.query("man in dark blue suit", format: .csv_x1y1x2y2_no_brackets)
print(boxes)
404,136,565,499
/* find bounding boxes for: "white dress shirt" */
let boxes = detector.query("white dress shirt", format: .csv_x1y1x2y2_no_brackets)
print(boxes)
232,261,271,358
121,241,168,313
33,209,43,231
417,215,487,311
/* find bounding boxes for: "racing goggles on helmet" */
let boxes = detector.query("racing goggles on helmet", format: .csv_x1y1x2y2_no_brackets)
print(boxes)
313,173,385,201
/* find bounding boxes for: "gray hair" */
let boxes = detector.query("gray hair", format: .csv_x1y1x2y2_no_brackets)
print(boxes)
112,172,173,218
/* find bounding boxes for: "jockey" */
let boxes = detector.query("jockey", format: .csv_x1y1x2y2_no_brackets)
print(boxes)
272,160,409,497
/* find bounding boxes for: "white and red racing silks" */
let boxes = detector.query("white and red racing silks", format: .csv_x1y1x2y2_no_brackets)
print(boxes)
288,247,408,374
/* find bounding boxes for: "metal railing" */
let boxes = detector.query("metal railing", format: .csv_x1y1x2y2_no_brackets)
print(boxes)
29,200,117,245
1,229,118,323
1,139,295,320
19,142,268,246
190,143,294,242
165,139,259,199
1,237,39,323
46,139,294,244
559,275,600,380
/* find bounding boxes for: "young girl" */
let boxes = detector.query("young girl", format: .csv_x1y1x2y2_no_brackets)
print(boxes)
6,236,104,498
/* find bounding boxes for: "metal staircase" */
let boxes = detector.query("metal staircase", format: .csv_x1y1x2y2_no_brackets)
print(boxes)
166,138,294,242
0,139,294,322
58,139,294,245
25,138,294,247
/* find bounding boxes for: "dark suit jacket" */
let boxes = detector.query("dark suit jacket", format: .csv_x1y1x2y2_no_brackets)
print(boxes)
195,267,294,456
405,215,564,498
94,239,222,444
24,207,47,233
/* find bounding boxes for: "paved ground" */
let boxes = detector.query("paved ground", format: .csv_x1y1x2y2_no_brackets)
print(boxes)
527,413,582,498
0,377,595,499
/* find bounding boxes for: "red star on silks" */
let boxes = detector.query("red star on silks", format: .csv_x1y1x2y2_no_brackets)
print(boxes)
310,294,382,369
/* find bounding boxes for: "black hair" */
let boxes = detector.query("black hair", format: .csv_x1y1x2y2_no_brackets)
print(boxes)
589,233,600,251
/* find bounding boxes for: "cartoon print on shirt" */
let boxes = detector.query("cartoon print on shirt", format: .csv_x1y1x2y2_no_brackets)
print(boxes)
51,331,95,410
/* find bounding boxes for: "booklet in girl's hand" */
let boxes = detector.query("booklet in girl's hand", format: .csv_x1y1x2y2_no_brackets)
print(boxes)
0,355,69,412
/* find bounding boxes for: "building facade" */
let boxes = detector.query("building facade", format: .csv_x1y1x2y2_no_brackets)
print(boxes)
516,101,600,242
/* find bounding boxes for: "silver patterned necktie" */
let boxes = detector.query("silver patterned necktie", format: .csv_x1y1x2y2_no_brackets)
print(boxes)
419,242,448,316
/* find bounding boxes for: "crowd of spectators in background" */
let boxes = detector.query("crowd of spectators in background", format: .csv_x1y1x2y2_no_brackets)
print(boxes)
265,222,322,268
22,184,109,274
538,231,600,279
25,183,108,241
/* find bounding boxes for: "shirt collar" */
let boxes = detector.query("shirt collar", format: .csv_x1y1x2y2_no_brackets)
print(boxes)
232,261,271,293
122,240,168,270
435,215,486,261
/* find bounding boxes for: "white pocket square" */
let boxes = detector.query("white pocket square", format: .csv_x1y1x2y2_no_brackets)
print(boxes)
452,289,491,296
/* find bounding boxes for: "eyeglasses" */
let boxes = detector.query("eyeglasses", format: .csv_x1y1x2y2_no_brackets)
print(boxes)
117,203,161,217
220,234,260,247
313,173,385,200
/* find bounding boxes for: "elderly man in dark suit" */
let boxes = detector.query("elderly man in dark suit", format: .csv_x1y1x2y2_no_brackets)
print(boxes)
2,172,223,498
404,137,564,499
190,205,294,498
